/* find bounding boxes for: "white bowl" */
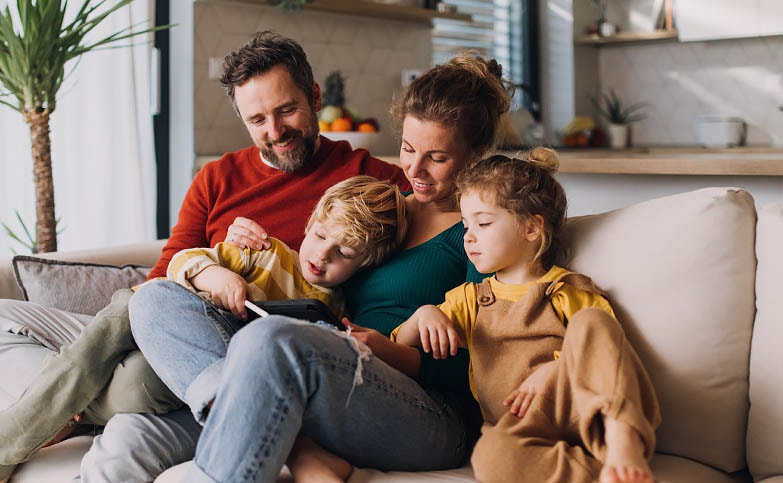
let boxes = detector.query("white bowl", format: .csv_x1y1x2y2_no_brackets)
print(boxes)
321,131,381,151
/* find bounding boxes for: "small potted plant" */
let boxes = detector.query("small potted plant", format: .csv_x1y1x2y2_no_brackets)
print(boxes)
590,0,615,37
589,89,648,148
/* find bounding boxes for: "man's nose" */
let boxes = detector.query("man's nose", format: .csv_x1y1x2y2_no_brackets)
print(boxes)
267,116,285,141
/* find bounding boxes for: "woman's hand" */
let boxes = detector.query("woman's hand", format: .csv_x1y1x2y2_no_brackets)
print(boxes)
342,318,421,378
503,360,557,419
190,266,250,320
226,216,271,250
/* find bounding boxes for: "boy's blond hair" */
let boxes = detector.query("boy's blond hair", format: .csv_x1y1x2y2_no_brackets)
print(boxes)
306,176,408,269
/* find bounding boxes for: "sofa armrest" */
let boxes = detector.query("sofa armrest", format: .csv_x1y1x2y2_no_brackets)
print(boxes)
0,239,167,301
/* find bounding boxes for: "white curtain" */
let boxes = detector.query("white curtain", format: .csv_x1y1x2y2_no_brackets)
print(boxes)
0,0,157,257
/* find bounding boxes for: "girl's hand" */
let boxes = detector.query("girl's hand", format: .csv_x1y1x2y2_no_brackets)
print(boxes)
190,266,250,319
503,360,557,419
226,216,271,250
416,306,462,359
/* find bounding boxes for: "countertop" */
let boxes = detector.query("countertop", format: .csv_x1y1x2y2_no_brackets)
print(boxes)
379,147,783,176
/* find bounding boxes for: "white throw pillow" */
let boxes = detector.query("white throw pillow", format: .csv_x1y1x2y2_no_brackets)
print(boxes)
562,187,756,472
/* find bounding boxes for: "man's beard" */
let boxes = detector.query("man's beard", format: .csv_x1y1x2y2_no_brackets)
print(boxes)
260,117,319,173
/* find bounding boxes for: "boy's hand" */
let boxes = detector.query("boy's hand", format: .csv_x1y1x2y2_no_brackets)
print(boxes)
226,216,271,250
343,318,390,353
344,318,422,378
416,305,462,359
503,360,557,419
190,265,250,319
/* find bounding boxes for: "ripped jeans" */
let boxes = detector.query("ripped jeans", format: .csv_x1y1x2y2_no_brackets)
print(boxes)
130,280,468,483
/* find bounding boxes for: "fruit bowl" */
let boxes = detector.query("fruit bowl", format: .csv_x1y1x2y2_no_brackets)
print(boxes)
321,131,381,151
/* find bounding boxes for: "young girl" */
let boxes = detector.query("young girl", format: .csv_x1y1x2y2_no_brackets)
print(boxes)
393,149,661,483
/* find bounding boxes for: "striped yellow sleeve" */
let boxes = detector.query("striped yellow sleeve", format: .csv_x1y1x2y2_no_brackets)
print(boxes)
167,242,250,291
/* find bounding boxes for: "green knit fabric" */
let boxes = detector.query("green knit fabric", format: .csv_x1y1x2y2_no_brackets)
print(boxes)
343,221,484,391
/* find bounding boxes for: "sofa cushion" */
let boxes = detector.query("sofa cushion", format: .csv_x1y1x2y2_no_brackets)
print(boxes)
562,187,756,472
747,201,783,480
12,256,150,316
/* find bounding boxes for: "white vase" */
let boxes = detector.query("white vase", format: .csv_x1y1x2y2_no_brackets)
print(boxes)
608,123,629,149
599,21,616,37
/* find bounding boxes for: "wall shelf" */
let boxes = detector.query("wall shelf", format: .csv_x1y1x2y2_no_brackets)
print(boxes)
576,29,678,45
233,0,472,25
307,0,471,24
380,147,783,176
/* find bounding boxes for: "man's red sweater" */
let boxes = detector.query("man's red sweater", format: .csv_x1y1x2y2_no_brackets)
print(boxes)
148,137,409,279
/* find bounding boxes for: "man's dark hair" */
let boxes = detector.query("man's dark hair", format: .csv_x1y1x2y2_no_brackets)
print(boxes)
219,31,315,109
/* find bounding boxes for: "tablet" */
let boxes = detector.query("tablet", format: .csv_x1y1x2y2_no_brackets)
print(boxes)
245,299,343,329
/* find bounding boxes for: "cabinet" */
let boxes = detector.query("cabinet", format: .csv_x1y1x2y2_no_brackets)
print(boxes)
676,0,783,41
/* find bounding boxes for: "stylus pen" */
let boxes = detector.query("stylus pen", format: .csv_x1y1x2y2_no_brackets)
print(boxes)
244,300,270,317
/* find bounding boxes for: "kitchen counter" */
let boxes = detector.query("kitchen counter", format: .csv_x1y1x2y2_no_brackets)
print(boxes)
379,147,783,176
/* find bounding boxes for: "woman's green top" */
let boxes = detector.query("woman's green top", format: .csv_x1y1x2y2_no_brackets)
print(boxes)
342,221,484,392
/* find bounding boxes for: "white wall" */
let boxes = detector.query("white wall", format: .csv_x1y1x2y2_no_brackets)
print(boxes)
596,37,783,147
560,173,782,217
169,1,195,228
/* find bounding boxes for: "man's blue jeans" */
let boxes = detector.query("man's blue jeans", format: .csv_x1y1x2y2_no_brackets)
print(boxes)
130,280,468,483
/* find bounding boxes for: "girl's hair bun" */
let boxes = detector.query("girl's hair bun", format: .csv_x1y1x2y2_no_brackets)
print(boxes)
525,146,560,175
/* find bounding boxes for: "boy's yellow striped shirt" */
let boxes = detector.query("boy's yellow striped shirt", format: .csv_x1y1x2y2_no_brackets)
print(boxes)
167,238,344,319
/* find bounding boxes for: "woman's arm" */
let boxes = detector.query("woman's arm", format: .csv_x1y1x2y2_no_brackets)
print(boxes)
343,320,422,378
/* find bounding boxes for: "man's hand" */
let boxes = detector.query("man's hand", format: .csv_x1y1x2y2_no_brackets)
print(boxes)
226,216,271,250
190,265,250,319
503,360,557,419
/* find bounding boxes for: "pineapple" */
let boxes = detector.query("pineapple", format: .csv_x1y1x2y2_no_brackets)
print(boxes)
322,71,345,108
318,70,378,133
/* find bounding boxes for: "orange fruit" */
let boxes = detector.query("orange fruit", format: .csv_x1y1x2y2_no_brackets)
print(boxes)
357,122,377,133
330,117,353,132
318,120,330,132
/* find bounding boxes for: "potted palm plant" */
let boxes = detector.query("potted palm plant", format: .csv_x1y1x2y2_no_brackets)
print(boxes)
0,0,167,253
590,89,648,148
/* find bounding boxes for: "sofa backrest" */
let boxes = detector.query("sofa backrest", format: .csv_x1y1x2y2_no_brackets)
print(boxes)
562,187,757,473
747,201,783,480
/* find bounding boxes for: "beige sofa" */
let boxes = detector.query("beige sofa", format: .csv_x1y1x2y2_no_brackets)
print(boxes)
1,186,781,483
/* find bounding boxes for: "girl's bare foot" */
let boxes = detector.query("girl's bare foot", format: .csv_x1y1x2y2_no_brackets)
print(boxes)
599,417,654,483
287,436,352,483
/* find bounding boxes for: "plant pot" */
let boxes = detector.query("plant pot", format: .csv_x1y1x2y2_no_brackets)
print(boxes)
599,21,616,37
607,123,629,149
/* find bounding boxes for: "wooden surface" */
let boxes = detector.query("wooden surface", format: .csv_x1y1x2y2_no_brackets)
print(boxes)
380,147,783,176
575,29,679,45
230,0,472,24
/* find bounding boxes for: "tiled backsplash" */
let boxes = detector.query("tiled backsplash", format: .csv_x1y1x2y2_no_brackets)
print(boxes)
193,0,432,156
595,36,783,146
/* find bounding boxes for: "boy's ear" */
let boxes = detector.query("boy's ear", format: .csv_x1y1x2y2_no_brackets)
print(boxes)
523,215,545,241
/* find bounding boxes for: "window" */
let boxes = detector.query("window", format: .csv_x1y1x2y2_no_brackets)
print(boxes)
432,0,540,119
